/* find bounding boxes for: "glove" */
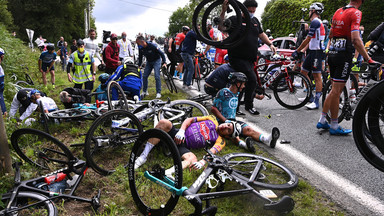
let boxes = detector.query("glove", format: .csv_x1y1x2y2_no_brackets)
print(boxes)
352,58,357,64
291,50,299,60
325,48,329,54
191,160,206,170
175,129,185,142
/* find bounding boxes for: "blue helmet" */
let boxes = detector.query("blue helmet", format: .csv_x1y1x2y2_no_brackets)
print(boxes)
98,73,110,83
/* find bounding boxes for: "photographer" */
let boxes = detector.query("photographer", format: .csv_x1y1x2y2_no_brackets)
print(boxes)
367,22,384,64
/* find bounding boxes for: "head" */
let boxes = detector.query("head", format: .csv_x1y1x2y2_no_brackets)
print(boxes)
29,89,41,103
207,20,212,30
360,25,365,35
122,32,127,40
351,0,365,8
64,41,68,47
59,91,72,104
60,36,64,41
88,29,96,40
217,121,242,138
72,39,77,45
228,72,248,93
322,19,329,27
243,0,258,18
124,57,134,65
110,33,118,44
135,35,147,47
98,73,110,84
309,2,324,20
0,48,5,62
46,44,55,53
182,26,190,35
77,39,85,53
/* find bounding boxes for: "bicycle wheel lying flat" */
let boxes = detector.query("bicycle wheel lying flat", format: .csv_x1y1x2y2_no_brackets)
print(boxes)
129,129,183,216
11,128,76,172
84,109,143,176
107,81,129,111
273,71,312,109
47,108,92,119
0,192,57,216
224,153,298,190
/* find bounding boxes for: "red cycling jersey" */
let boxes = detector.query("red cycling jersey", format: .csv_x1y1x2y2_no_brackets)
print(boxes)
331,6,362,39
175,32,185,50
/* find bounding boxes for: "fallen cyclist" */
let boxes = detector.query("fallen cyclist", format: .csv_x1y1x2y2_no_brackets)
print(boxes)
211,72,280,152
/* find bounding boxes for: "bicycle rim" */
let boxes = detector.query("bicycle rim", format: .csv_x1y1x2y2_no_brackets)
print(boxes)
11,128,75,172
273,71,312,109
84,109,143,176
107,81,129,111
129,129,183,216
322,80,349,123
0,192,57,216
224,153,298,190
162,67,174,93
47,109,92,119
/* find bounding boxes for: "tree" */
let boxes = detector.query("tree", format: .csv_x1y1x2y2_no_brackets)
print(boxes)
0,0,14,30
167,0,200,37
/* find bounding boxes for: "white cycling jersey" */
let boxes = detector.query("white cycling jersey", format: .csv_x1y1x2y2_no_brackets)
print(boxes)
37,96,58,112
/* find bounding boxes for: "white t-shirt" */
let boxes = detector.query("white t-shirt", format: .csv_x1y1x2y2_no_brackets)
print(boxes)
83,38,101,61
37,97,58,112
118,39,133,59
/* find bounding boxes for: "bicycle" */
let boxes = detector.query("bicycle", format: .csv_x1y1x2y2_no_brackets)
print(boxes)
1,128,101,215
162,65,178,93
9,65,35,91
128,129,298,215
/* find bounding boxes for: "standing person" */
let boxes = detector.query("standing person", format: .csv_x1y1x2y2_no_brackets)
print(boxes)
180,26,199,89
66,39,96,90
317,0,377,135
174,26,190,79
84,29,103,65
292,2,326,110
118,32,133,61
165,35,178,79
220,0,276,115
60,41,68,71
57,36,64,49
136,35,167,99
0,48,6,117
104,33,121,74
38,44,56,89
69,39,77,55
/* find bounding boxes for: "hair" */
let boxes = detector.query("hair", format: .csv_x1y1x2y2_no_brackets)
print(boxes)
72,39,76,42
136,35,145,41
59,91,71,103
88,28,96,34
243,0,258,8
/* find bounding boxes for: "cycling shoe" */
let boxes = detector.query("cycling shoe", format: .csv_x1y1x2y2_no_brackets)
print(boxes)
316,121,330,130
329,126,352,135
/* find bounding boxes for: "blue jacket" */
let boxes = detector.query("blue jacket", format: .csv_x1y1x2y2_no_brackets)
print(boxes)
181,30,197,55
138,41,166,66
106,64,142,91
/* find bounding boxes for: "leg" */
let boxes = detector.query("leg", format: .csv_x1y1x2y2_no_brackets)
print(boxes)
41,71,47,86
142,62,153,93
50,70,55,86
153,59,162,94
84,80,94,91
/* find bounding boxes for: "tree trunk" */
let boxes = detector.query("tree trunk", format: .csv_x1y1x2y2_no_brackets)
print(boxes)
0,106,12,175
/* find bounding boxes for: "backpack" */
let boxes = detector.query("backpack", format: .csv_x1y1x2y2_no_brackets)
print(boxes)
102,45,118,63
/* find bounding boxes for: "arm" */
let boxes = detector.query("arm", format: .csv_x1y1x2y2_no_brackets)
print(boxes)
138,49,143,68
351,31,370,61
19,103,38,121
95,45,102,62
38,59,42,72
9,95,20,117
218,0,229,32
105,46,119,64
128,42,134,57
210,106,226,123
168,38,173,53
259,33,276,53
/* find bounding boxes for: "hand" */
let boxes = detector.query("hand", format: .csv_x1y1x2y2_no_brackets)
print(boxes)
39,69,44,73
291,50,299,60
174,129,185,144
67,73,73,82
190,160,206,170
168,48,172,53
269,45,276,54
92,74,96,81
352,58,357,64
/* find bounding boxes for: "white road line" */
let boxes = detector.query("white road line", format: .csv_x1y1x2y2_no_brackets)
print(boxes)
242,119,384,215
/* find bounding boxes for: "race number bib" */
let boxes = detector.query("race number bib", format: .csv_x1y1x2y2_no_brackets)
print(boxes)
330,38,347,51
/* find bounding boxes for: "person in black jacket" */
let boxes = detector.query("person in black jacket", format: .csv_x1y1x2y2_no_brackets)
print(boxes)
59,87,92,109
367,22,384,64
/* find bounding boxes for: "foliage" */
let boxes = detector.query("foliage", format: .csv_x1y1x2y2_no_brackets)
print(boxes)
167,0,200,37
7,0,96,45
0,0,14,30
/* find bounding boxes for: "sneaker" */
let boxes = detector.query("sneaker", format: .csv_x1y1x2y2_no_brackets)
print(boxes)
329,126,352,135
182,84,188,89
298,96,314,103
52,84,55,89
236,110,246,116
305,102,319,110
134,156,147,169
269,127,280,148
316,121,330,130
156,93,161,99
188,85,196,90
143,91,149,96
245,107,260,115
178,73,183,80
245,137,256,153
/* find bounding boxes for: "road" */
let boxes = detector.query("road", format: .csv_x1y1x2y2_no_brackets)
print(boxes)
173,78,384,216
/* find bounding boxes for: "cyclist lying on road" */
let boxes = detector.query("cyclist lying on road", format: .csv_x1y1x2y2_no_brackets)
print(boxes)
59,87,92,109
134,115,239,173
211,72,280,151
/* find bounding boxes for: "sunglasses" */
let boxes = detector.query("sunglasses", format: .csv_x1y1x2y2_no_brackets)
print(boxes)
112,37,118,40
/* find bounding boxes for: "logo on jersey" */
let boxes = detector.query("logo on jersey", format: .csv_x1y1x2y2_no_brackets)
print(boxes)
199,122,210,140
229,98,238,109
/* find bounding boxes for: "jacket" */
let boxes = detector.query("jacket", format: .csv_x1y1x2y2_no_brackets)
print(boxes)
105,42,120,69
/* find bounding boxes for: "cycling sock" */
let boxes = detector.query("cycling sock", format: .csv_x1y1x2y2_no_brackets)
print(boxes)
259,134,271,144
314,92,322,105
173,70,178,77
330,118,338,130
238,140,247,148
140,142,155,158
319,112,327,124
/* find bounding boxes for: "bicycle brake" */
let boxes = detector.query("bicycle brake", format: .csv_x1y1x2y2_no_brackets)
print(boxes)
216,169,232,183
206,175,219,189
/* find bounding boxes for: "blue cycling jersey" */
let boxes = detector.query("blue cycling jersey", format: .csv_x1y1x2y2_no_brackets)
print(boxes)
213,88,239,122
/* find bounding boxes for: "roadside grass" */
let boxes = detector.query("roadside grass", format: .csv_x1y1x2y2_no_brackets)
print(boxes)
0,24,347,215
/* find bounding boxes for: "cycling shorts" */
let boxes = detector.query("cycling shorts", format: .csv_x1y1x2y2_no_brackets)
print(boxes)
214,49,228,65
328,51,353,82
301,50,324,74
42,63,55,72
175,50,183,63
168,126,191,156
204,83,219,97
236,121,249,136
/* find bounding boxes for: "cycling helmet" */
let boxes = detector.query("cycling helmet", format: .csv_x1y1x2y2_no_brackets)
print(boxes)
98,63,106,71
0,48,4,56
266,29,271,34
309,2,324,14
98,73,110,83
228,72,248,84
46,44,55,51
28,89,41,99
230,121,242,138
123,57,134,65
207,19,212,26
224,54,229,62
182,26,190,32
322,19,329,26
289,33,294,37
77,39,84,46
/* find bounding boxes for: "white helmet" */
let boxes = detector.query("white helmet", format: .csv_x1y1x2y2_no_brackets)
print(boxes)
124,57,134,65
0,48,4,56
266,29,271,34
289,33,294,37
309,2,324,14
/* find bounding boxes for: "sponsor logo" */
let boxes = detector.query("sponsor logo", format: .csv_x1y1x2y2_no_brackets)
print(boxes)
199,122,210,140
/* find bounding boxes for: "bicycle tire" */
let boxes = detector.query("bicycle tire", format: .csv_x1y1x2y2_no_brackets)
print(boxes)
201,58,213,78
158,100,209,127
224,153,298,190
39,101,51,134
166,63,179,93
353,81,384,172
47,108,92,119
162,66,174,93
15,80,33,88
84,109,143,176
11,128,76,171
194,62,201,92
273,71,312,109
188,94,213,103
0,192,57,216
128,129,183,216
25,73,35,85
107,81,129,111
367,83,384,154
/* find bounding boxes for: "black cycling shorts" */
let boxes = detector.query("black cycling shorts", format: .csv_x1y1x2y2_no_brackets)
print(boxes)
328,51,353,82
168,126,190,156
302,50,324,73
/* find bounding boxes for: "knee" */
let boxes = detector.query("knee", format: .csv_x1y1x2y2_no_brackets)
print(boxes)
156,119,172,131
183,152,198,163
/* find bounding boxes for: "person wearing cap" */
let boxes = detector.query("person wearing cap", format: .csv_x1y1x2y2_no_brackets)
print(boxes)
136,35,167,99
220,0,276,116
118,32,134,61
83,29,103,64
0,48,6,117
38,44,57,89
66,39,96,90
8,89,46,123
104,33,122,74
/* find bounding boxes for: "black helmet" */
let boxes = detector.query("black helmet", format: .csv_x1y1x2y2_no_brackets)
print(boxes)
98,63,106,71
230,121,242,138
77,39,85,46
228,72,248,84
46,44,55,51
309,2,324,14
182,26,190,32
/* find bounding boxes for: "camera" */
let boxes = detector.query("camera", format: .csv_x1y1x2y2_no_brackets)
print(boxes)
102,30,111,44
368,41,384,57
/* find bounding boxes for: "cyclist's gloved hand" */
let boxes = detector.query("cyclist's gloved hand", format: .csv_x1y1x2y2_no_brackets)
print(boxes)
352,58,357,64
190,159,206,170
174,129,185,144
291,50,299,60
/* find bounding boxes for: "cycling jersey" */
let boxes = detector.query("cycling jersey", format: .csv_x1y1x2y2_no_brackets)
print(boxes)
0,65,5,113
0,65,4,77
213,88,238,122
175,32,185,51
107,64,142,98
184,115,226,153
39,51,57,64
36,96,58,112
308,18,325,51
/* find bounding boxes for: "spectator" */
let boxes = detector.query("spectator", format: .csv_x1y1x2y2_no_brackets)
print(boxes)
36,35,46,52
69,39,77,55
0,48,6,117
136,35,166,99
174,26,190,79
60,41,68,71
66,39,96,90
165,35,178,79
367,22,384,64
84,29,103,65
180,26,198,89
104,33,121,74
38,44,56,89
57,36,64,49
118,32,133,61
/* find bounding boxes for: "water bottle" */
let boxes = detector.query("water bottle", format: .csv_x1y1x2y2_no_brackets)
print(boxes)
66,174,80,188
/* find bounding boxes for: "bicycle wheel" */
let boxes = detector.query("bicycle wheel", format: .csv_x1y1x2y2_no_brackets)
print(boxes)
353,81,384,172
15,80,33,88
128,129,183,216
188,94,213,104
224,153,298,190
84,109,143,176
0,192,57,216
273,71,312,109
194,62,201,91
11,128,75,171
201,58,213,78
158,100,209,127
47,108,92,119
162,66,174,93
107,81,129,111
25,73,35,85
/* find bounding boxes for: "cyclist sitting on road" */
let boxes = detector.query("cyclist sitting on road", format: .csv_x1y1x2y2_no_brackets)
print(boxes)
0,48,6,117
204,63,235,96
38,44,57,89
134,115,238,172
292,2,326,110
211,72,280,152
104,57,142,101
59,87,92,109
